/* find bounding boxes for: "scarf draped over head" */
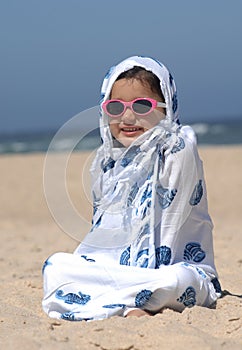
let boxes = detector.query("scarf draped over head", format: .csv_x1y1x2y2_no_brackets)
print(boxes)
98,56,179,159
83,56,215,273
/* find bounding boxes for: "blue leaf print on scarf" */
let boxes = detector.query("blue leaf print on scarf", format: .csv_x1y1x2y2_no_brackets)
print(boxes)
127,182,139,207
169,73,174,86
177,286,196,308
92,191,100,217
136,249,149,268
141,202,151,220
42,258,52,274
189,180,203,205
195,267,207,279
101,157,115,173
171,137,185,154
81,255,96,263
136,223,150,245
156,184,177,209
211,277,222,294
155,246,171,268
120,247,149,267
61,312,77,321
165,131,172,139
91,214,102,231
184,242,206,263
138,223,150,238
121,145,141,167
140,182,152,205
172,92,178,113
156,144,165,164
104,65,115,79
120,246,131,266
135,289,153,307
92,206,97,219
55,290,91,305
99,92,105,105
102,304,126,309
61,312,93,322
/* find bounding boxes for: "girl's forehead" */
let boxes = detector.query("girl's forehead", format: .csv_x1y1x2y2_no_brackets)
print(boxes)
110,78,160,100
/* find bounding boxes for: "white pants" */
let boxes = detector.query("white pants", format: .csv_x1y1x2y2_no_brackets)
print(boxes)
42,252,218,321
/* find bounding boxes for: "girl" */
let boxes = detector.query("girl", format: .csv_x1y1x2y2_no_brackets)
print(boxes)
42,56,221,321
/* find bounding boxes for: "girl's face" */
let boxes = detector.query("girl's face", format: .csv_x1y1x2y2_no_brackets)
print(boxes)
109,78,166,148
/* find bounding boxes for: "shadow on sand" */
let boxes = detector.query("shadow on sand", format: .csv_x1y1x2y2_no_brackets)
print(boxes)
221,290,242,299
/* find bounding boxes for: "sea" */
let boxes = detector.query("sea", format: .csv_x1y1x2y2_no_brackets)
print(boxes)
0,120,241,154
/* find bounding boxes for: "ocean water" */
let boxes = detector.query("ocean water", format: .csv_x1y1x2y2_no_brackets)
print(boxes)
0,120,241,154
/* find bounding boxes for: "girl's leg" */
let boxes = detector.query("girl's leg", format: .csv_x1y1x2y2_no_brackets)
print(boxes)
42,253,218,320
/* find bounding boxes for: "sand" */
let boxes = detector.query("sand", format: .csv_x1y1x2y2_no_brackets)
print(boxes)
0,146,241,349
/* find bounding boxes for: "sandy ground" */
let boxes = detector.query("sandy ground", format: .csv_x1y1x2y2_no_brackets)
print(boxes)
0,146,241,349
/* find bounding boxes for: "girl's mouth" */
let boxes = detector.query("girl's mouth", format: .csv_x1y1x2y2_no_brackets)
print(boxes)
121,127,144,135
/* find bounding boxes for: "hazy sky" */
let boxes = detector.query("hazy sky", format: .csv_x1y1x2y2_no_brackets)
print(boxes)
1,0,242,134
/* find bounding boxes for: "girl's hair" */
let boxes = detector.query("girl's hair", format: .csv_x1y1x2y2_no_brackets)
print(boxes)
116,66,165,102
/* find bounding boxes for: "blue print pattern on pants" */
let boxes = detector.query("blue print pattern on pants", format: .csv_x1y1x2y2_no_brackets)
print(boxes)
177,286,196,308
61,312,94,322
136,249,149,268
189,180,203,205
81,255,96,263
102,304,126,309
211,277,222,293
135,289,153,307
42,259,52,274
156,184,177,209
155,246,171,268
120,247,131,266
171,137,185,153
183,242,206,263
55,290,91,305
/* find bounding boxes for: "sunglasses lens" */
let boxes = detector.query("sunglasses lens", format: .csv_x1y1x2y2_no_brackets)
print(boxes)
106,101,124,116
133,99,153,114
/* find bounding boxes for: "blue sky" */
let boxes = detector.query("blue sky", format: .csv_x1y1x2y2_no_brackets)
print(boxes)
0,0,242,134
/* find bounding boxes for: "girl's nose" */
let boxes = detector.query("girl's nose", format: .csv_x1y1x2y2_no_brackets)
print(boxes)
121,108,136,124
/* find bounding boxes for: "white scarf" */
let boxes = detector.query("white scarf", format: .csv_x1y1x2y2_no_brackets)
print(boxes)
81,56,216,274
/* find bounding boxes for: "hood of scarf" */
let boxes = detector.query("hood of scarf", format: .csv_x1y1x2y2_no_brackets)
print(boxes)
79,57,215,274
86,56,187,249
98,56,179,159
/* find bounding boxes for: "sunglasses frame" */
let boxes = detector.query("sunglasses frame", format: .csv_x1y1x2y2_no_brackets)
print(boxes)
102,98,166,118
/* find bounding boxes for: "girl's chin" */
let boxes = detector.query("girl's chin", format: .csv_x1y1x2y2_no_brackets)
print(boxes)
117,133,144,148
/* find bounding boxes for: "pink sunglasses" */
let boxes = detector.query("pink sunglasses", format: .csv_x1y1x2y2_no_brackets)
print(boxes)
102,98,166,118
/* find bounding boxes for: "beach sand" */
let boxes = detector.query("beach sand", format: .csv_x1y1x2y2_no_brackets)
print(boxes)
0,146,241,349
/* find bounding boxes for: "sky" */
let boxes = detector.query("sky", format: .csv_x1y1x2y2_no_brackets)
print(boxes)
0,0,242,134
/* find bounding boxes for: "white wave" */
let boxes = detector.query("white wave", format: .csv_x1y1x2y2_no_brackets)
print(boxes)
191,123,226,135
11,142,27,152
191,123,209,135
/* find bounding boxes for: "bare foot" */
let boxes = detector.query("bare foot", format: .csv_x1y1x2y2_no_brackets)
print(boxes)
126,309,152,317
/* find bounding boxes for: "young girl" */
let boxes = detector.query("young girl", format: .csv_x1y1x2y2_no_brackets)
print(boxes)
42,56,221,321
